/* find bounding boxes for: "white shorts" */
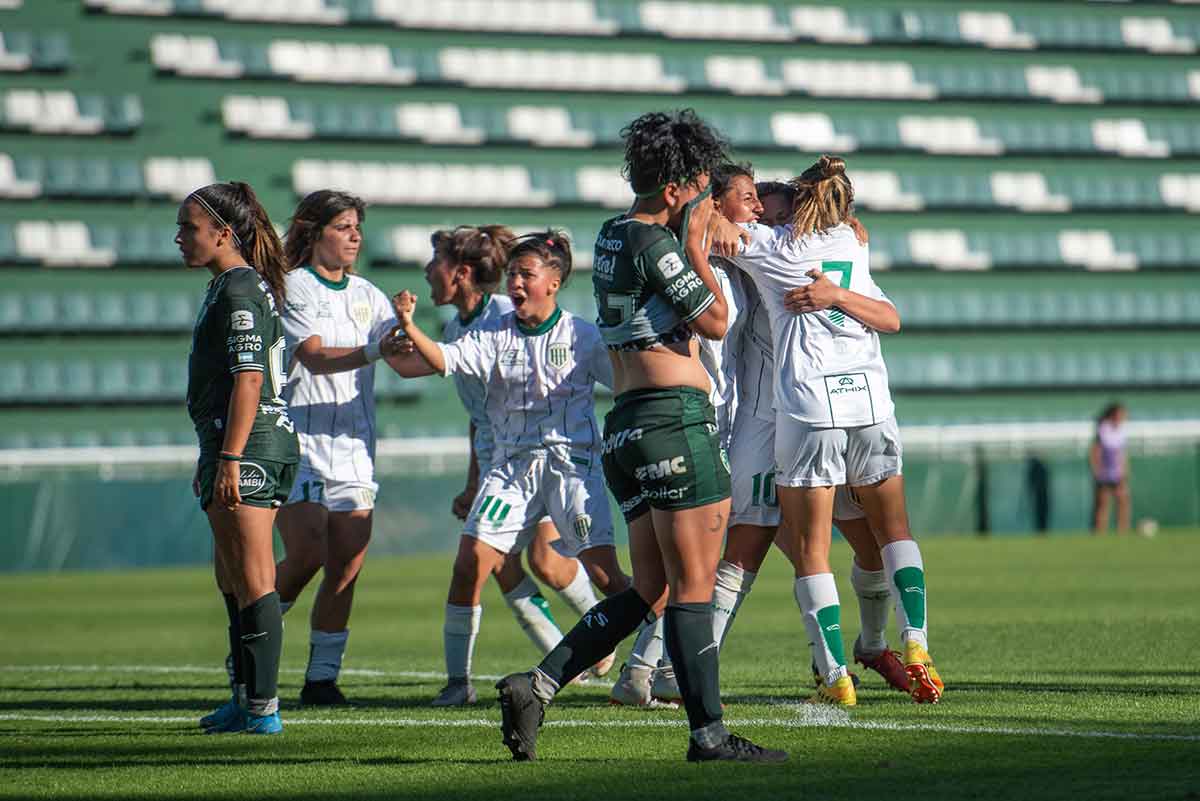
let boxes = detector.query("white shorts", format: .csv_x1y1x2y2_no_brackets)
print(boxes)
464,451,614,558
775,415,903,489
729,410,781,529
284,467,377,512
833,485,866,521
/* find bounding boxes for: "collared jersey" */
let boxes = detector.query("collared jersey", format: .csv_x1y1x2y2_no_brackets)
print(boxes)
735,275,777,424
187,266,299,462
592,216,715,351
442,293,514,465
280,267,397,482
729,222,895,428
696,259,744,412
436,307,613,464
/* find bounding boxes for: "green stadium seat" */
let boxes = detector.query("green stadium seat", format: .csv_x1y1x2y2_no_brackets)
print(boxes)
0,363,25,402
25,292,57,330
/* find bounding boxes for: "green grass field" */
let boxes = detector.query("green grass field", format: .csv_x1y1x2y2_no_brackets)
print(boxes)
2,532,1198,801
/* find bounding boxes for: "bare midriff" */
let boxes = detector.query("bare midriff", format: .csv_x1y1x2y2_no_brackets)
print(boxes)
609,338,712,397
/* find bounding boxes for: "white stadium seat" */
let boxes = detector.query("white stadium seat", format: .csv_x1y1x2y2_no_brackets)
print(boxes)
15,221,115,268
144,157,217,201
1025,66,1102,104
908,231,991,270
769,113,857,152
705,57,784,95
1120,17,1195,53
1091,119,1169,158
0,33,33,71
4,91,103,135
1058,231,1138,271
506,106,593,148
0,154,40,199
575,167,630,209
374,0,614,35
849,170,923,211
439,47,683,92
85,0,171,13
789,7,870,43
898,116,1004,155
151,35,243,78
782,59,936,99
1158,174,1200,212
990,172,1071,212
640,2,789,41
957,12,1036,50
396,103,484,145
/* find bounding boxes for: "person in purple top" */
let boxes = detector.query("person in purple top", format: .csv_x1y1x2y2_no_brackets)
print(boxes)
1089,403,1131,534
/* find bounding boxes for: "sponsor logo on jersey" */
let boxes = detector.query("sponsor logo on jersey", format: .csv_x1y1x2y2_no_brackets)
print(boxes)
643,485,686,501
239,462,268,494
665,272,703,303
352,303,371,327
230,310,254,331
317,301,333,319
602,426,643,454
499,349,523,366
634,456,687,482
593,252,615,279
828,373,867,395
228,333,263,352
572,514,592,543
596,235,624,252
619,495,645,515
547,343,570,369
657,251,685,279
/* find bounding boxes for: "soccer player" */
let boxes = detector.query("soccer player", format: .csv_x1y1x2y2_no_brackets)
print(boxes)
714,179,910,695
421,226,611,706
181,181,299,735
1090,402,1130,533
494,111,786,763
726,155,943,705
387,232,630,708
610,162,759,707
271,190,403,705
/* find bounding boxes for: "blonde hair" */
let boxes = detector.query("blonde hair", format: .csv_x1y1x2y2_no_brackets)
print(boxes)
789,155,854,239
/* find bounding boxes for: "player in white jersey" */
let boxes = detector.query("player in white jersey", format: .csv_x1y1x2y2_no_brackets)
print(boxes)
387,232,630,708
726,156,943,705
270,191,402,705
714,181,910,695
421,226,610,706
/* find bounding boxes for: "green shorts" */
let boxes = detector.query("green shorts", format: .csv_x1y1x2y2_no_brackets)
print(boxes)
197,456,298,511
601,386,731,522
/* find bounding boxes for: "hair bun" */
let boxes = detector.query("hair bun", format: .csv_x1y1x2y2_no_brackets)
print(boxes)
818,155,846,179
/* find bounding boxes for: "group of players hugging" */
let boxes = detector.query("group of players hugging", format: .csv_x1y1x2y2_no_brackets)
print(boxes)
179,109,942,763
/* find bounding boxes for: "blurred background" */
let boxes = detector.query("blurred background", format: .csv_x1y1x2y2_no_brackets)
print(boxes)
1,0,1198,571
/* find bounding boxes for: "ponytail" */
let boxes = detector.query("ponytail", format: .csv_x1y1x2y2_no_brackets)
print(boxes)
509,230,573,285
430,224,516,291
789,155,855,240
188,181,287,306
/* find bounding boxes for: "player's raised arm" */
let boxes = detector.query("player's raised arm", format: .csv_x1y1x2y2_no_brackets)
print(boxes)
391,290,446,375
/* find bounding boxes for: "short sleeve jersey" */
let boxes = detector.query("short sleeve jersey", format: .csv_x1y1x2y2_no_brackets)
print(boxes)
280,267,397,482
729,223,896,428
592,216,716,351
442,293,514,464
436,307,612,463
187,266,299,462
734,276,777,423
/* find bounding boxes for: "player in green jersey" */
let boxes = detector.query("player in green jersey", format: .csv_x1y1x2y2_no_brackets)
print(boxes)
180,181,299,735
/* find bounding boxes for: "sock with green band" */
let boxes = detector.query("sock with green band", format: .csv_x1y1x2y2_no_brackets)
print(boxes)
555,561,600,617
239,591,283,716
503,577,564,656
793,573,848,685
882,539,928,649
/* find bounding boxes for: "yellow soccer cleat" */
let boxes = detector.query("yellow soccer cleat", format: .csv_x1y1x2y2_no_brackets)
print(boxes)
806,674,857,706
903,640,944,704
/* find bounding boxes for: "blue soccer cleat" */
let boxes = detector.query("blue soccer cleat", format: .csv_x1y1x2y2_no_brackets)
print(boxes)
200,697,244,733
241,711,283,735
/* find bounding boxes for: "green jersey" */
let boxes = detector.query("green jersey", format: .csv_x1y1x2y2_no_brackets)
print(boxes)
592,216,715,351
187,266,299,463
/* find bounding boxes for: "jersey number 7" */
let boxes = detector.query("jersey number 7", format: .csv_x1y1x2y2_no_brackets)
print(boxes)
820,261,853,326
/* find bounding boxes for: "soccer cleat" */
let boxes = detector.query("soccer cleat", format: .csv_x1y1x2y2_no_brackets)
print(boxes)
903,640,944,704
241,711,283,735
496,672,544,761
608,663,653,707
806,674,857,706
199,696,241,731
589,650,617,679
300,679,349,706
853,638,910,693
431,679,478,707
810,660,860,690
650,663,682,705
686,733,788,764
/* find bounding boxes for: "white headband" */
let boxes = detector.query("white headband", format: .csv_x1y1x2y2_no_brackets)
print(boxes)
189,191,242,247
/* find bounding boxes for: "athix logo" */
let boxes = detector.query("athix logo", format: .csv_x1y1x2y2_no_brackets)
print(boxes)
838,376,855,386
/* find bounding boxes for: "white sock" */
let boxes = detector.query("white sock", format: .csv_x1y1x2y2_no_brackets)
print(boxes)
503,577,564,656
628,615,664,669
793,573,847,685
882,540,928,649
712,560,757,649
279,600,293,616
305,629,349,682
443,604,481,680
850,561,890,654
555,561,600,618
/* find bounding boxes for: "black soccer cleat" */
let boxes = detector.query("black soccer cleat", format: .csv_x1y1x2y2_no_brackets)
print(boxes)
496,672,545,762
686,733,789,764
300,679,349,707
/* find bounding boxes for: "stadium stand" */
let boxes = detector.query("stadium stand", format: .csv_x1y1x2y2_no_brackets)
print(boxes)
2,0,1199,470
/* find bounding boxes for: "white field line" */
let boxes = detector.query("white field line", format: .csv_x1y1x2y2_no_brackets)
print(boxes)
0,709,1197,743
0,667,1197,744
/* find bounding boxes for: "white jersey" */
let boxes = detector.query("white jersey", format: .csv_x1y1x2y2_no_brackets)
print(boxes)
696,260,745,415
734,273,776,424
730,222,895,428
442,293,514,467
437,307,613,463
281,268,397,482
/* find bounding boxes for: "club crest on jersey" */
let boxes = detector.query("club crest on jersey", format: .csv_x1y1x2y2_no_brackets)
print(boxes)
230,310,254,331
352,303,371,327
572,514,592,543
239,462,268,494
547,343,570,370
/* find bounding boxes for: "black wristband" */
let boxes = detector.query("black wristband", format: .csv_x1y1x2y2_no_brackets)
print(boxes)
219,452,243,462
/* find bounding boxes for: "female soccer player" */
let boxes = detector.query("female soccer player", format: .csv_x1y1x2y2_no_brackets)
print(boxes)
181,181,299,735
495,111,786,763
421,226,610,706
271,190,403,705
727,155,943,705
1090,402,1131,533
387,233,629,708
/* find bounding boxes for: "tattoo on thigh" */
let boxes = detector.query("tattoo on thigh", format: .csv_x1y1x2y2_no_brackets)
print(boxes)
708,512,726,533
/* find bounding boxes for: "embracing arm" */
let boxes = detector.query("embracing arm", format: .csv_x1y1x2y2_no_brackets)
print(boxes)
293,336,383,375
784,270,901,334
682,197,728,340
